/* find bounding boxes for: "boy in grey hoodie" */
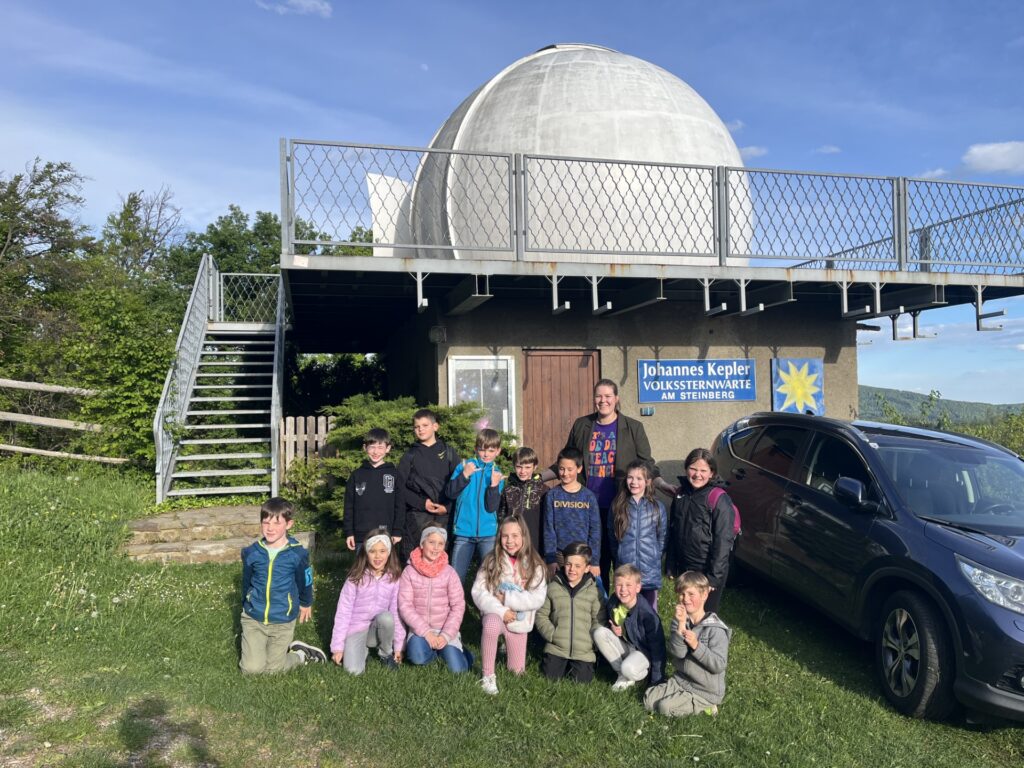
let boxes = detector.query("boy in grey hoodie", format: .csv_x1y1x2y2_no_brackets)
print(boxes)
643,571,731,717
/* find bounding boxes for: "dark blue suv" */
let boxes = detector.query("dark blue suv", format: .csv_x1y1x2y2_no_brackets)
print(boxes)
713,412,1024,721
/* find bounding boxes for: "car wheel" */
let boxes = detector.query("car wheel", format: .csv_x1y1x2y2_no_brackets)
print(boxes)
875,590,955,719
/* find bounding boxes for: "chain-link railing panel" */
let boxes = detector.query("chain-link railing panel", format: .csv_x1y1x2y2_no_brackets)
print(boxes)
907,180,1024,274
728,170,895,266
220,274,279,323
290,141,514,256
153,254,215,501
524,156,716,259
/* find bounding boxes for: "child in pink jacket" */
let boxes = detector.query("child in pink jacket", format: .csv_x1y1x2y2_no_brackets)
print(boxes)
398,526,473,673
330,528,405,674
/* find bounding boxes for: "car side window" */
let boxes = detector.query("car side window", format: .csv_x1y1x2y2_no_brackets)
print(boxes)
728,427,761,460
745,426,805,478
803,434,875,499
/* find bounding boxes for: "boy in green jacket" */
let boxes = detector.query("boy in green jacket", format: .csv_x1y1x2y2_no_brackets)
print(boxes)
535,541,607,683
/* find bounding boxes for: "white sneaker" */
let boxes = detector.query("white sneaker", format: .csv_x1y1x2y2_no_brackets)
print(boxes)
611,676,636,691
479,674,499,695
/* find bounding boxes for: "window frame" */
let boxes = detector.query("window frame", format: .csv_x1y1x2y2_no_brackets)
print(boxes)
446,354,517,434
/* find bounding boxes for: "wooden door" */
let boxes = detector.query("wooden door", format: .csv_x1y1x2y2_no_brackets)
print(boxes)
522,350,599,468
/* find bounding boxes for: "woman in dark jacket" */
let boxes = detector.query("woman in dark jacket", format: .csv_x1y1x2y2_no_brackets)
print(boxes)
666,448,735,614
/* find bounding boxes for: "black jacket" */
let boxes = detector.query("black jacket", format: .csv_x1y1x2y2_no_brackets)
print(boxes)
609,594,667,685
342,460,400,541
396,439,460,516
666,479,735,587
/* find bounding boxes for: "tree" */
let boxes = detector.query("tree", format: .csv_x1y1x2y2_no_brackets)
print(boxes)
100,186,183,280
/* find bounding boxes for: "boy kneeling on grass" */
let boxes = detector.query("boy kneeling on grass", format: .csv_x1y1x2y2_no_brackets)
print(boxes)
593,564,666,691
644,571,731,717
240,498,326,674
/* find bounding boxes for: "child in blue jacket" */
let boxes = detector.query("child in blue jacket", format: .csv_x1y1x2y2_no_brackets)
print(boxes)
608,460,667,609
446,428,505,584
240,498,326,673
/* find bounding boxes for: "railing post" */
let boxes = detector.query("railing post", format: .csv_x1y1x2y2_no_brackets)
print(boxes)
715,166,730,267
280,138,291,265
514,153,526,261
893,176,909,271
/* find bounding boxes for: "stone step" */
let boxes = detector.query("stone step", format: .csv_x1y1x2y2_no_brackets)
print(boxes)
125,531,315,564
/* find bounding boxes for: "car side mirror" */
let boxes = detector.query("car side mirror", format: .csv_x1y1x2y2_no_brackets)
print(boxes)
834,476,880,513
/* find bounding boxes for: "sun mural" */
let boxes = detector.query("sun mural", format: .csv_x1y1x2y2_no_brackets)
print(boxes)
772,358,824,414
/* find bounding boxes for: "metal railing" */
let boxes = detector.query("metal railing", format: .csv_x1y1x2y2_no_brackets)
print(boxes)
153,257,283,502
283,138,1024,272
270,277,285,496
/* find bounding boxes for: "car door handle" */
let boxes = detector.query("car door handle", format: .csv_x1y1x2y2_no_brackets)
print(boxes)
784,493,802,510
732,467,746,480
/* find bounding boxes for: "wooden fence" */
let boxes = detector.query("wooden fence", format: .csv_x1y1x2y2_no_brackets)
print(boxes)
279,415,336,473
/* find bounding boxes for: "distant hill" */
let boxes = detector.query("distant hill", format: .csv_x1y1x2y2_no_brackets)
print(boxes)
858,385,1024,425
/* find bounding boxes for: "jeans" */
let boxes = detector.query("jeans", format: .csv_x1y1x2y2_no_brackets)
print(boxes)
450,535,495,584
405,634,472,673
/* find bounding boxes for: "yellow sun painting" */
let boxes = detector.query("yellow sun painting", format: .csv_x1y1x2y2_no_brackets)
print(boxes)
774,359,823,413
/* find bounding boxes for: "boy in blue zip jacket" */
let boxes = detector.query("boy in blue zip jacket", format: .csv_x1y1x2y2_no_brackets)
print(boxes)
240,497,326,674
446,428,505,584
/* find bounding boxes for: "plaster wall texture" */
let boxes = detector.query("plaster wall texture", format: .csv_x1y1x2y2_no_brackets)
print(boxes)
388,300,857,467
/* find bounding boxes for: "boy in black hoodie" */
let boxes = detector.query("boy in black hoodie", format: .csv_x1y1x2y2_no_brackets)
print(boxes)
397,409,460,562
343,428,401,550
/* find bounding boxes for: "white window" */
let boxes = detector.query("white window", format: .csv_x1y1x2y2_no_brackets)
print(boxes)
448,356,516,433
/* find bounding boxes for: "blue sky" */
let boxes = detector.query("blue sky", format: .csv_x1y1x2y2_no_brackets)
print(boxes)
3,0,1023,403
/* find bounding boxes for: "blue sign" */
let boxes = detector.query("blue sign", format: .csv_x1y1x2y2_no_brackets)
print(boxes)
637,359,756,403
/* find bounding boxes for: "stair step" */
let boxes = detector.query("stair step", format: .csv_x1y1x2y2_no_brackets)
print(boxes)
200,350,274,357
175,452,271,461
195,373,271,378
180,437,270,445
188,399,268,405
197,361,273,368
124,531,313,564
182,423,270,431
166,485,271,497
172,468,271,479
202,339,273,346
186,409,271,416
192,384,271,390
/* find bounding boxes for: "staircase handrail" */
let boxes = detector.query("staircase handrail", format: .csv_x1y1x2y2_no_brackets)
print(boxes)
153,253,219,502
270,276,285,496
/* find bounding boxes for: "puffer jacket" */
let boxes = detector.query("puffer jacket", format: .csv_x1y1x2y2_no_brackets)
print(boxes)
330,572,406,654
666,612,732,705
666,479,735,588
608,497,667,590
470,551,547,634
397,555,465,643
535,572,606,662
241,536,313,625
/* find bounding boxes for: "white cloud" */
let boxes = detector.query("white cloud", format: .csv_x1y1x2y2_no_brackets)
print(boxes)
961,141,1024,174
918,167,948,179
739,145,768,160
420,63,430,72
725,119,745,133
1016,344,1024,351
255,0,332,17
813,144,841,154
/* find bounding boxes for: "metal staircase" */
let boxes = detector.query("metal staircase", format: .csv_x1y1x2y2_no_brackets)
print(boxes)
154,255,283,503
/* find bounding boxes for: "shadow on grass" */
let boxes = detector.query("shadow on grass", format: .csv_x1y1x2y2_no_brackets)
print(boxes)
722,577,879,698
117,697,220,767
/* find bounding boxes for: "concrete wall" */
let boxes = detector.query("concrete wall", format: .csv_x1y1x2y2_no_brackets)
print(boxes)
387,298,857,467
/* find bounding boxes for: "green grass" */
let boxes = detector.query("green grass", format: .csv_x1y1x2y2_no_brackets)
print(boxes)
1,460,1022,767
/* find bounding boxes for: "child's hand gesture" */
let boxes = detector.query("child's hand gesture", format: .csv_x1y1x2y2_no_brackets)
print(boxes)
490,469,503,487
298,606,312,624
332,651,344,665
610,619,623,638
503,609,517,624
681,627,699,650
462,461,480,478
425,499,447,515
674,603,687,626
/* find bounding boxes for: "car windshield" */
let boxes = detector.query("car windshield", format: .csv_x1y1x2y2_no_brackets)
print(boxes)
874,441,1024,535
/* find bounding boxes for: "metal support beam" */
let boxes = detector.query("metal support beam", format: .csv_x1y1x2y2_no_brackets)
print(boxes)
973,285,1005,331
890,310,934,341
838,280,885,318
878,284,946,315
547,275,570,315
715,281,795,317
409,271,430,313
606,279,666,318
587,276,612,315
700,278,727,317
444,274,493,316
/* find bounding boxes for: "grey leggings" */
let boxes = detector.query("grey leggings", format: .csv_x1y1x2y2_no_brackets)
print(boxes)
342,612,395,675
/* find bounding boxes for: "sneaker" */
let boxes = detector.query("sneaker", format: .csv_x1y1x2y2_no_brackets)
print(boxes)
702,705,719,717
380,654,399,670
288,640,326,664
610,676,636,691
479,674,499,695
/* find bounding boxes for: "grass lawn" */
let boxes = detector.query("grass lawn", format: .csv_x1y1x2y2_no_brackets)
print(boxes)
1,461,1022,767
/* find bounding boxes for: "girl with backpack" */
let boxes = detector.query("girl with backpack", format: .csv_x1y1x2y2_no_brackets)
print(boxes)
666,448,737,614
609,460,667,610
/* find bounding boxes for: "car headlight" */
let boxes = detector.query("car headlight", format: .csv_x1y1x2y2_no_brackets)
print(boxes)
957,556,1024,616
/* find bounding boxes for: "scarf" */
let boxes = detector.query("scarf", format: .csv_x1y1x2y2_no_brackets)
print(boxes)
410,546,449,578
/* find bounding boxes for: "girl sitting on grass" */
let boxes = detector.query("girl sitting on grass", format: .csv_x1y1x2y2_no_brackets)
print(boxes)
330,527,405,674
471,514,548,695
609,460,667,610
